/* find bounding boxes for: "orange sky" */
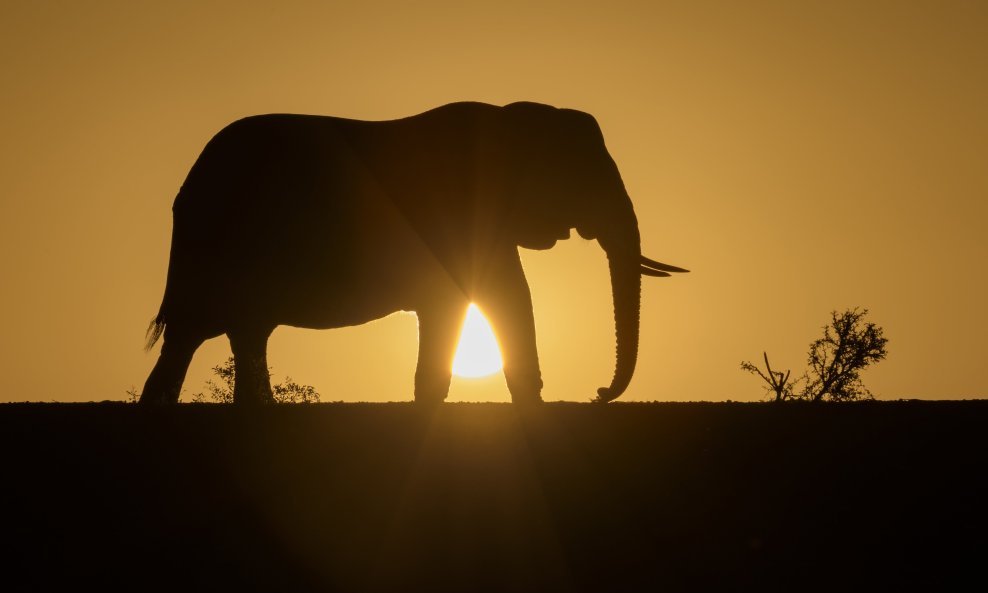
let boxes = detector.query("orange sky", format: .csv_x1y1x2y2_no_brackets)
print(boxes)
1,1,985,402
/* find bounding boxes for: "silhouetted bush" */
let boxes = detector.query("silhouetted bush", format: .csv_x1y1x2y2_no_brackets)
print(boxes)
742,308,888,402
190,357,320,403
740,352,801,401
803,308,888,401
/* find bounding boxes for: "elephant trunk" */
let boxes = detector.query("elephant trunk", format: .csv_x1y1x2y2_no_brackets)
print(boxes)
595,223,642,403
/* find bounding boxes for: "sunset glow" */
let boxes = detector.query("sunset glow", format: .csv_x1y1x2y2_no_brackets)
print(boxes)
452,304,503,378
1,2,985,403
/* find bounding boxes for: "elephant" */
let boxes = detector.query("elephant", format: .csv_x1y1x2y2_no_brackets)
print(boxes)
139,101,687,406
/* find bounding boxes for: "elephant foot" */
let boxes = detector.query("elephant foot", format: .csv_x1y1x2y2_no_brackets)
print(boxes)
413,397,445,410
138,371,182,405
233,389,275,406
510,392,544,407
413,370,452,407
413,385,449,407
138,389,179,405
505,371,543,407
507,381,543,406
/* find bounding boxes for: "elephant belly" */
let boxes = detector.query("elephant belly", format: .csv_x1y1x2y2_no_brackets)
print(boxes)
277,292,405,330
273,251,461,331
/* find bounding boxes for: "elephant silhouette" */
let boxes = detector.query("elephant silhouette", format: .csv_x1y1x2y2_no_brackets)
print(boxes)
140,101,687,405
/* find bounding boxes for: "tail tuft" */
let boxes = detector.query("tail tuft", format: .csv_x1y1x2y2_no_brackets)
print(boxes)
144,315,165,352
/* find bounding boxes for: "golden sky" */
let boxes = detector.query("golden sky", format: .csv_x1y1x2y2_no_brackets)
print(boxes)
1,1,985,402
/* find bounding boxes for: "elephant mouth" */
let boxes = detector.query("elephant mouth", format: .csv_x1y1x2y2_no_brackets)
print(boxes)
528,227,572,249
523,238,558,249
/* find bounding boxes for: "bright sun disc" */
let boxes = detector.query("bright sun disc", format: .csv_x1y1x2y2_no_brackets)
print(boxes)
452,304,503,378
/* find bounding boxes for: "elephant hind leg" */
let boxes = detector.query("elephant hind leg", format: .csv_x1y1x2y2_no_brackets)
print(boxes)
140,325,206,404
228,326,275,405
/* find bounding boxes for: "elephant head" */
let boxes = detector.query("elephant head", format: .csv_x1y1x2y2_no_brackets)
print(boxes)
491,102,689,402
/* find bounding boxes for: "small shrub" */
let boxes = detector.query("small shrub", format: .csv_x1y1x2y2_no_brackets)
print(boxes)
190,357,320,404
742,308,888,402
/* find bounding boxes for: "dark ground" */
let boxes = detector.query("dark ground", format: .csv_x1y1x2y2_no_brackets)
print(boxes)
2,401,985,592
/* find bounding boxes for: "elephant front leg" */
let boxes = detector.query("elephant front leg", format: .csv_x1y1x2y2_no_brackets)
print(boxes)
477,250,544,405
414,306,465,405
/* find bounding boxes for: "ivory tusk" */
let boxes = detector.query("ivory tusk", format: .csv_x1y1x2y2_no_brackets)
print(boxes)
640,266,671,277
640,255,689,273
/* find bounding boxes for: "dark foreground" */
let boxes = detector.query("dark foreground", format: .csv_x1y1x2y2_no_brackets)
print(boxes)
2,401,985,592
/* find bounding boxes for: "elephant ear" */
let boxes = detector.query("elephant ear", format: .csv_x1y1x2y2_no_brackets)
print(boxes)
475,104,557,213
502,101,560,123
502,102,603,153
498,102,607,191
477,102,616,245
498,102,561,169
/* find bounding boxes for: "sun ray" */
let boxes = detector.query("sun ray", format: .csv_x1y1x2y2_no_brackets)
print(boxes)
452,304,503,378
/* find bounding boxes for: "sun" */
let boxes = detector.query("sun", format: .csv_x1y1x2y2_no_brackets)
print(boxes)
452,304,504,378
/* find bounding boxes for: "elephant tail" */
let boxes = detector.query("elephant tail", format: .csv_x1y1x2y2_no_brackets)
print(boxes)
144,313,165,352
